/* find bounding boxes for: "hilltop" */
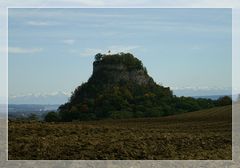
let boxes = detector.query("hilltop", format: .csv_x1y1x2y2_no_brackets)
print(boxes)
89,53,153,85
52,53,231,121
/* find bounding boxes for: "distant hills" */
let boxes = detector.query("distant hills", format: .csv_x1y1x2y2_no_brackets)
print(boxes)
8,92,235,105
8,104,59,112
8,104,60,120
193,95,231,100
173,87,231,97
8,92,69,104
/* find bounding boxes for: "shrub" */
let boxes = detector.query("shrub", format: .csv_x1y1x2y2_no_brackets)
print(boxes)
44,111,60,122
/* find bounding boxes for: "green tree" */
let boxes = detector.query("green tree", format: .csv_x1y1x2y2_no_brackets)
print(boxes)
44,111,60,122
217,96,232,106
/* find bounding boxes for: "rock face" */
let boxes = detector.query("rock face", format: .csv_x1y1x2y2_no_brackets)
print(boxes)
89,59,153,86
58,53,174,121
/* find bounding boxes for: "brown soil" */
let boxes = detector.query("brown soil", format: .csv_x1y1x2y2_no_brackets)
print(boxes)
8,106,232,160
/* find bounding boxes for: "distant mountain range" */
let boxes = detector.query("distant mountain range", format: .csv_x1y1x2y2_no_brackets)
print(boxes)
172,88,232,98
8,104,60,112
8,92,70,105
193,95,231,100
193,94,239,101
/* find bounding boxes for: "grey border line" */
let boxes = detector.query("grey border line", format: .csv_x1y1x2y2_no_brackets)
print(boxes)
6,6,8,162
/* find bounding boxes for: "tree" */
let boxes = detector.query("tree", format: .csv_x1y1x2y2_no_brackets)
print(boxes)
44,111,60,122
217,96,232,106
95,53,103,61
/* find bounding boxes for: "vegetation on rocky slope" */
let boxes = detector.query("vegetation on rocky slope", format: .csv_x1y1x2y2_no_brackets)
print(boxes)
46,53,232,122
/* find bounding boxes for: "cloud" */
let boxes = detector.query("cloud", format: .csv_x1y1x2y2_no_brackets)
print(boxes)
78,45,140,57
9,91,71,98
8,8,231,35
9,47,43,54
62,39,75,45
8,8,133,21
26,21,58,26
8,91,70,104
109,45,140,53
79,48,103,57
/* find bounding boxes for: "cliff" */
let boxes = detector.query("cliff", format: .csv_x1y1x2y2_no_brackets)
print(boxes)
88,53,154,86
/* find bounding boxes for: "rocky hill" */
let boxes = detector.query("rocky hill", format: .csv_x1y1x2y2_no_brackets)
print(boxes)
58,53,175,121
56,53,230,121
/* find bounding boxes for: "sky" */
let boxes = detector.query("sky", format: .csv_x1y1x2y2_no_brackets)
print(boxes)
8,8,232,102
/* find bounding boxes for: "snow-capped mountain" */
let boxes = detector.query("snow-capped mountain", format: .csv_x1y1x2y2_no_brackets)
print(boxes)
9,92,70,104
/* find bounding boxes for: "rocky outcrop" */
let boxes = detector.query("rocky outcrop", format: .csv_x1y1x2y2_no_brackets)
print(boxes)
56,52,222,121
58,53,174,121
89,56,153,86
